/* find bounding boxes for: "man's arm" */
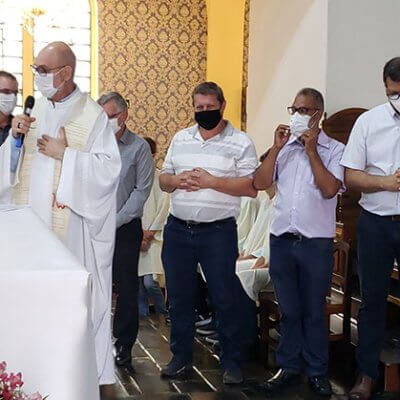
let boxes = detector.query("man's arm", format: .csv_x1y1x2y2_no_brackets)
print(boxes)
159,173,178,193
9,114,36,172
253,146,279,190
187,168,257,198
159,171,197,193
117,143,155,228
308,151,341,198
211,175,257,197
345,168,400,193
303,131,342,199
254,124,291,190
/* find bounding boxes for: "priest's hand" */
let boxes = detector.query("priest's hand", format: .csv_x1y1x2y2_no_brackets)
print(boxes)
37,127,68,161
140,238,151,252
143,230,156,241
11,114,36,138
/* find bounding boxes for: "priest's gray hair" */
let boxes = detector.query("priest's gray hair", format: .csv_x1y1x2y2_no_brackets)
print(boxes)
97,91,128,112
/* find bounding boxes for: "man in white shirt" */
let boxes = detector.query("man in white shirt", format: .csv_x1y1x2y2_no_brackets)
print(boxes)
341,57,400,400
159,82,258,384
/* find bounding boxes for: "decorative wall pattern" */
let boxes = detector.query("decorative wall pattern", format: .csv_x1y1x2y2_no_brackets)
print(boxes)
241,0,250,131
98,0,207,167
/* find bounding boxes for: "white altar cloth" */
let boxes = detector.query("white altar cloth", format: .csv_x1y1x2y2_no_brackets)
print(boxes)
0,206,99,400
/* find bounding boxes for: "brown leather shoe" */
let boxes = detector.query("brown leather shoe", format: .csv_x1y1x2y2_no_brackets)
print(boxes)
348,374,375,400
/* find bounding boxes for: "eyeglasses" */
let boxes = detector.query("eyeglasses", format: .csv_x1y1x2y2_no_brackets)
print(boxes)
287,106,320,115
0,88,18,95
30,64,66,77
387,93,400,101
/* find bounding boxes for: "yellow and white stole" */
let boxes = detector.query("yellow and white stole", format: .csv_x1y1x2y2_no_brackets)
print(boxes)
13,93,101,239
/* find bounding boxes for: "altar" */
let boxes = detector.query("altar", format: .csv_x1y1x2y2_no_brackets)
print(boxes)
0,206,99,400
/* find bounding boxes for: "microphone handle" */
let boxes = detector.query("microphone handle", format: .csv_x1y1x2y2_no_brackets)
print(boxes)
16,106,33,148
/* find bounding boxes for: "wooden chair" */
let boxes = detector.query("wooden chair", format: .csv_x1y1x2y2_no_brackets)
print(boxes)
322,107,367,247
259,239,351,367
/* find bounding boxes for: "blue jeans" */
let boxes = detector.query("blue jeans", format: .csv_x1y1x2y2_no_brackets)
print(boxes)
269,234,333,377
356,210,400,379
162,215,243,370
138,274,167,316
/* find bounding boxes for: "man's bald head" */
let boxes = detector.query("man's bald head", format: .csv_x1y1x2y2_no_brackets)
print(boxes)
35,41,76,76
34,42,77,102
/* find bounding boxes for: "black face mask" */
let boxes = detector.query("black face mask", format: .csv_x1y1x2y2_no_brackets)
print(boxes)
194,109,222,130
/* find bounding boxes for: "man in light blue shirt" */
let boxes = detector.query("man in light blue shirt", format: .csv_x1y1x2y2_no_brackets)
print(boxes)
254,88,345,396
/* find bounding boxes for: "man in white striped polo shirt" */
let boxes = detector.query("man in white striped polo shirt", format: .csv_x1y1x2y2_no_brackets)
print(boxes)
159,82,258,384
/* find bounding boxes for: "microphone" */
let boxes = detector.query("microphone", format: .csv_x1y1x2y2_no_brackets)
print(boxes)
24,95,35,116
16,96,35,148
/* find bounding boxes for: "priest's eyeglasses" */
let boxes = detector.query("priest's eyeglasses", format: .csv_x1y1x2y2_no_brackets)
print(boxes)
287,106,320,116
30,64,66,76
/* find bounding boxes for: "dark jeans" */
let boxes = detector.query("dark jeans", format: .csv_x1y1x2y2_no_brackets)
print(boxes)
269,233,333,377
162,215,243,370
356,210,400,379
113,218,143,349
138,274,167,316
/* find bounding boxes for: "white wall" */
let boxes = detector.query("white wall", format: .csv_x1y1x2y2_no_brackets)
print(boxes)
247,0,328,155
247,0,400,156
325,0,400,114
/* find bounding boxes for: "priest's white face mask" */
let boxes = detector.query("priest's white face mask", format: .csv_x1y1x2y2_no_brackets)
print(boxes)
109,117,121,134
34,68,65,99
0,93,17,115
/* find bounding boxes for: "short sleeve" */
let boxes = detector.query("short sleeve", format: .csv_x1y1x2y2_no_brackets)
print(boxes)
236,137,258,177
161,136,175,175
340,116,367,171
327,142,346,192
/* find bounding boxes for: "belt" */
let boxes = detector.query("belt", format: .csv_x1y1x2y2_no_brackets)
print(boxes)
279,232,306,241
171,215,235,228
364,210,400,221
387,215,400,221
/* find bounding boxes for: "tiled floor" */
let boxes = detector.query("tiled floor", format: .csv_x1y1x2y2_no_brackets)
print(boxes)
100,315,399,400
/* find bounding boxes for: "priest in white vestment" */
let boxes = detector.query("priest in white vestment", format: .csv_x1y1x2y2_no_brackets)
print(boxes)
236,186,276,300
138,137,169,315
0,42,121,385
236,196,259,253
240,188,275,257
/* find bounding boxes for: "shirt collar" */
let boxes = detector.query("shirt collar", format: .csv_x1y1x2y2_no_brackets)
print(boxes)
49,86,81,110
119,127,132,145
287,129,331,149
386,101,400,120
193,120,233,141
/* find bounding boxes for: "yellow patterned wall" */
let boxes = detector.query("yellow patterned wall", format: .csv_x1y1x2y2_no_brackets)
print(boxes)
241,0,250,131
98,0,207,167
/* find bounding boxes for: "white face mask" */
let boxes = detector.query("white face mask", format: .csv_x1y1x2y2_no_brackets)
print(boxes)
109,117,121,134
0,93,17,115
390,98,400,113
289,112,317,138
34,71,62,99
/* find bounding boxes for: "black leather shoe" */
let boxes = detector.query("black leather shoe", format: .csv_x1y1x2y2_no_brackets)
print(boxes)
160,358,193,379
308,375,333,396
263,369,301,392
115,345,132,367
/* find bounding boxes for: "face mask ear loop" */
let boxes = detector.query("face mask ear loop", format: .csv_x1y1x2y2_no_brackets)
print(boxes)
308,110,319,129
